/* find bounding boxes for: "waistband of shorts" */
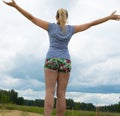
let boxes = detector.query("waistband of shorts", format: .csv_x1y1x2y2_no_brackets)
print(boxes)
45,58,71,61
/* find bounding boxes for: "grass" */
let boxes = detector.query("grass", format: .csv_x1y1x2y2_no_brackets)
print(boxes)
0,104,43,114
0,104,120,116
65,110,120,116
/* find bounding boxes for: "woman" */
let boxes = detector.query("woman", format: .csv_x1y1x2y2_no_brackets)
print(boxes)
2,0,120,116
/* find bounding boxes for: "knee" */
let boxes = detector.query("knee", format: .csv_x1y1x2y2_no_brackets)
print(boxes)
56,90,65,98
45,93,54,100
46,89,55,96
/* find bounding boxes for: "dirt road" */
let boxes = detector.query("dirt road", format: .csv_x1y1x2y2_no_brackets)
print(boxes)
0,110,43,116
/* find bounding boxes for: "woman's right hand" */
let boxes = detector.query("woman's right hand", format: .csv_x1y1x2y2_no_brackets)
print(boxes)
2,0,17,7
110,11,120,21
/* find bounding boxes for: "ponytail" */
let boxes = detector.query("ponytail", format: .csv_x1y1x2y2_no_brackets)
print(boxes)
56,8,68,32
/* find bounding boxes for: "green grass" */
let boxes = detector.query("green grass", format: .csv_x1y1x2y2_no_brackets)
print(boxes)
0,104,43,114
65,110,120,116
0,104,120,116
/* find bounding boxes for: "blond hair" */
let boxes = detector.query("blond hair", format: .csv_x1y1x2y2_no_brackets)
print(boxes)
56,8,68,32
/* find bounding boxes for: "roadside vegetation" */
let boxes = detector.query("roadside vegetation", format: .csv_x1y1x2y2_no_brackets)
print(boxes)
0,104,120,116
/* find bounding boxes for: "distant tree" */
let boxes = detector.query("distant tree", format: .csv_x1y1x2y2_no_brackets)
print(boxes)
1,89,120,112
80,102,87,110
74,102,81,110
23,99,34,106
66,99,75,109
0,89,10,103
33,99,44,107
1,95,10,103
16,97,24,105
86,103,95,111
9,89,18,104
100,103,120,113
0,92,2,103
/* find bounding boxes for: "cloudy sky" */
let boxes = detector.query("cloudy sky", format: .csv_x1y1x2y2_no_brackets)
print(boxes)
0,0,120,106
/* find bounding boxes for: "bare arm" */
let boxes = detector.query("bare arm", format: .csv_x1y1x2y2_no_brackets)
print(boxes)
74,11,120,33
2,0,49,30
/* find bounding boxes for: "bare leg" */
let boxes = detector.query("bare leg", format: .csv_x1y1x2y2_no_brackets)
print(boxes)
56,72,70,116
44,68,58,116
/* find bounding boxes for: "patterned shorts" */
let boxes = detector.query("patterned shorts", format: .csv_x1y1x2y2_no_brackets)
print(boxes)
44,58,71,73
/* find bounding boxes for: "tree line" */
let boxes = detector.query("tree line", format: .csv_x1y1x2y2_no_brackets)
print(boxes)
99,103,120,113
0,89,119,112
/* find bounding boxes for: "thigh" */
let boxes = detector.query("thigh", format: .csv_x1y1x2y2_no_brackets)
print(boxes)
44,68,58,95
56,72,70,97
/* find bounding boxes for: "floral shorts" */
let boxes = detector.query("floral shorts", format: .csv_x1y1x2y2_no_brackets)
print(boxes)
44,58,71,73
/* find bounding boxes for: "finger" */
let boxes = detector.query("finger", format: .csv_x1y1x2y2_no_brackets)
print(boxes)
2,0,6,3
117,18,120,21
2,0,9,4
115,15,120,21
118,15,120,19
111,11,117,16
112,11,117,15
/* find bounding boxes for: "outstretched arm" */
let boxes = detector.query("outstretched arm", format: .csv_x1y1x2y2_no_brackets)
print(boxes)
2,0,49,30
74,11,120,33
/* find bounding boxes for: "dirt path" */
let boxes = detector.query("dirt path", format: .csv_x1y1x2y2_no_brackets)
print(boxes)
0,110,43,116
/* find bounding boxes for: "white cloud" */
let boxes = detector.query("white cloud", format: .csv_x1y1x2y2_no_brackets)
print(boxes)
18,89,45,100
0,73,45,100
69,56,120,89
0,50,15,72
67,92,120,106
0,74,21,89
